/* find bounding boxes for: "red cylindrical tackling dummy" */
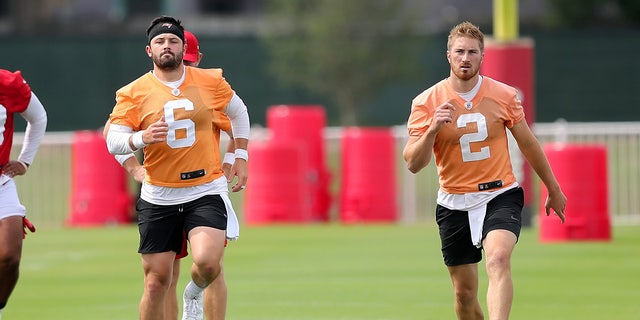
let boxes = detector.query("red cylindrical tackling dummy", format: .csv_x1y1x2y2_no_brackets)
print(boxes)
244,141,312,224
67,130,132,226
482,38,535,123
266,105,331,222
539,143,611,242
339,127,397,223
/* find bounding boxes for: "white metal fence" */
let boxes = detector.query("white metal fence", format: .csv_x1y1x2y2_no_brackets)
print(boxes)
533,121,640,225
10,122,640,228
343,121,640,226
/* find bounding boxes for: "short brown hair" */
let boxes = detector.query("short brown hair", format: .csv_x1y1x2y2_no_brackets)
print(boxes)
447,21,484,52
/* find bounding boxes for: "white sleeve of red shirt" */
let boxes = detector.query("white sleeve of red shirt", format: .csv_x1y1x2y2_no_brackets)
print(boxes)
17,92,48,165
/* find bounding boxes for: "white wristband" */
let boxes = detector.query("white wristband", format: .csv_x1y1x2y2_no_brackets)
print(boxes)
234,149,248,161
131,131,147,149
223,152,235,165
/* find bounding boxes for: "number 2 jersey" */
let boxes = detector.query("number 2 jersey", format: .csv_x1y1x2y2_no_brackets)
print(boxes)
0,70,32,169
109,66,233,188
407,76,525,194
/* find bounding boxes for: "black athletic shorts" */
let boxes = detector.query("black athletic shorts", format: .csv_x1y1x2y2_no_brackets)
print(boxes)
435,187,524,266
136,194,228,254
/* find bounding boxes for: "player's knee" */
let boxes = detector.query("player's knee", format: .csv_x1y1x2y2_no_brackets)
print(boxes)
144,278,171,298
193,261,220,283
453,284,477,306
485,253,511,276
203,263,221,279
144,271,173,292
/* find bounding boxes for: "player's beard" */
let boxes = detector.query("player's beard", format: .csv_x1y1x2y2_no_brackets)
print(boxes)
451,63,479,81
152,51,183,71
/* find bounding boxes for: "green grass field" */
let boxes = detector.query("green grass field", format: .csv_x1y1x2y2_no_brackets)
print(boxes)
5,224,639,319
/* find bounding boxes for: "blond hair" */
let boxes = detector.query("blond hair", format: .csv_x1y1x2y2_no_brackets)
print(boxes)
447,21,484,52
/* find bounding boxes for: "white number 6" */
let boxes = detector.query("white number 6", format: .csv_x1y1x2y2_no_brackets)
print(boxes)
164,100,195,149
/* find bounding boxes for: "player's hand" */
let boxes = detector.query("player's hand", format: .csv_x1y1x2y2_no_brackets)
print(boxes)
222,162,233,181
229,159,248,192
428,102,456,133
545,190,567,223
3,160,28,177
143,115,169,144
23,217,36,239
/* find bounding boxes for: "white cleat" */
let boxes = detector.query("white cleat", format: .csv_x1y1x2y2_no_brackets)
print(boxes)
181,289,204,320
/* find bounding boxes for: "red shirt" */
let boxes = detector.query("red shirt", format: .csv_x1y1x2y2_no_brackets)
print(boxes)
0,69,32,168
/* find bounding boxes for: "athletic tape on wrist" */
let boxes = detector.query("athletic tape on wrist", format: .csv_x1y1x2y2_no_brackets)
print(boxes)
234,149,248,161
223,152,236,165
131,131,147,149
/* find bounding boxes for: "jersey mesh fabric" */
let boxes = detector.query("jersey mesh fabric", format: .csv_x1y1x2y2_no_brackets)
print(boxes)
407,77,525,194
110,67,233,187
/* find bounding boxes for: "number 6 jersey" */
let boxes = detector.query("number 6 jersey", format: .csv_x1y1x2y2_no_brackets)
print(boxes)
407,76,525,194
109,67,233,188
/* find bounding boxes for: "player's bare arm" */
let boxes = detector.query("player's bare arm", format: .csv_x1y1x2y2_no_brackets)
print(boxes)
121,157,145,183
229,137,248,192
222,129,236,181
403,102,455,173
509,120,567,222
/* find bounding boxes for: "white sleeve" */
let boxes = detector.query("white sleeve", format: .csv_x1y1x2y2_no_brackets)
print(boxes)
18,92,48,165
106,124,136,155
115,153,136,165
225,93,250,140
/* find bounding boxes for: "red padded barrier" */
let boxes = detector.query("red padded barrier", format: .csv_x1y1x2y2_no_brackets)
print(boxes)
339,127,397,223
266,105,331,221
67,130,132,226
539,143,611,242
244,141,312,224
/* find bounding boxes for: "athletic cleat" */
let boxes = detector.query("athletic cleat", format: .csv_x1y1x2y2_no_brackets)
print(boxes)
181,289,203,320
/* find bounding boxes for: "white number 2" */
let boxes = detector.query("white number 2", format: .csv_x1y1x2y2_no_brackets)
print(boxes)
164,99,195,149
457,113,490,162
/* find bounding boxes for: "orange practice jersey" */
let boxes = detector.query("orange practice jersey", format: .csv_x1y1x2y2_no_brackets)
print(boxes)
110,67,233,187
407,76,525,194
